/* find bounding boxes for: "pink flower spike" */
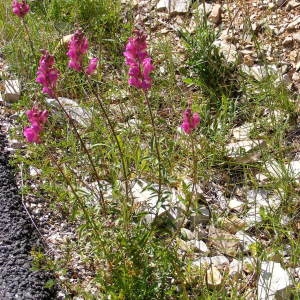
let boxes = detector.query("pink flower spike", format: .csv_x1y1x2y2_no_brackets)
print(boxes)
23,125,41,143
124,29,154,90
181,109,200,134
85,58,98,75
12,0,30,18
24,107,48,143
67,30,89,72
26,107,48,126
36,50,59,97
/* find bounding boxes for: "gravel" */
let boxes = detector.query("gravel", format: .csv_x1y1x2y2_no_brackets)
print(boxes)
0,132,57,299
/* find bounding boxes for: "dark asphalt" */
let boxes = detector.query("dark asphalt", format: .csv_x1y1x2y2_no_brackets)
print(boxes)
0,132,56,299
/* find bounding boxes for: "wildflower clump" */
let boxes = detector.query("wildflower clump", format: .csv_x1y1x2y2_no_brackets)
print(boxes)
181,108,200,134
12,0,30,18
23,107,48,143
36,50,59,97
67,30,98,75
124,29,154,90
67,30,88,72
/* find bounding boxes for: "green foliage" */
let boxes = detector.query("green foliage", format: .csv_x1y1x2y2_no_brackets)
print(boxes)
102,227,180,299
1,0,299,298
46,0,132,57
179,19,241,141
180,19,239,109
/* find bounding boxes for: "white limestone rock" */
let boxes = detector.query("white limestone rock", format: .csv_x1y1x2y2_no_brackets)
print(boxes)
228,257,256,276
258,261,292,300
213,40,238,63
157,0,192,14
235,231,257,252
209,4,222,24
255,173,268,183
196,2,213,16
225,140,264,158
244,189,282,227
228,197,244,212
247,189,282,209
187,239,210,254
206,266,223,287
189,206,210,228
242,257,257,273
208,226,240,256
241,64,278,81
244,206,262,227
286,16,300,31
131,179,185,226
231,123,254,141
46,97,93,128
228,259,243,277
77,180,113,207
180,228,194,241
4,79,21,102
192,255,229,269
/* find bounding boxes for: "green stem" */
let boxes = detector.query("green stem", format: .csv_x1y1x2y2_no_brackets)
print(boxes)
54,96,107,213
143,91,162,205
135,91,163,247
49,153,110,259
22,19,37,63
85,77,130,224
167,135,197,245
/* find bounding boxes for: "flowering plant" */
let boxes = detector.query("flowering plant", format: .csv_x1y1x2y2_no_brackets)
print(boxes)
23,107,48,143
67,30,98,75
12,0,30,18
124,30,154,90
181,109,200,134
36,50,59,97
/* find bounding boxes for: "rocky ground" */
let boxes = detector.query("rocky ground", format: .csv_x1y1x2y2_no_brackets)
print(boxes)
0,130,56,298
0,0,299,299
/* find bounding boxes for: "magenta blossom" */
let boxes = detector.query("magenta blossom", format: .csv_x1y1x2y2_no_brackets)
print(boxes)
67,30,89,72
12,0,30,18
26,107,48,125
23,107,48,143
181,109,200,134
85,58,98,75
36,50,59,97
24,124,41,143
124,30,154,90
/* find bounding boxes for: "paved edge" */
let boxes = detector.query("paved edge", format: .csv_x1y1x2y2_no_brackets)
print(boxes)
0,132,57,299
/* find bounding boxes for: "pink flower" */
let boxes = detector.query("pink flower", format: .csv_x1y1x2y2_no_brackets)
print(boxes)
36,50,59,97
181,109,200,134
23,124,41,143
85,58,98,75
26,107,48,125
67,30,89,72
124,30,154,90
23,107,48,143
12,0,30,18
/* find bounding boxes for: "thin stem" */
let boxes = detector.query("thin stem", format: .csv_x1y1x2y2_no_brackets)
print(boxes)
53,96,107,213
143,91,162,205
133,91,163,247
85,77,130,224
167,135,197,245
22,19,37,62
48,153,110,260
